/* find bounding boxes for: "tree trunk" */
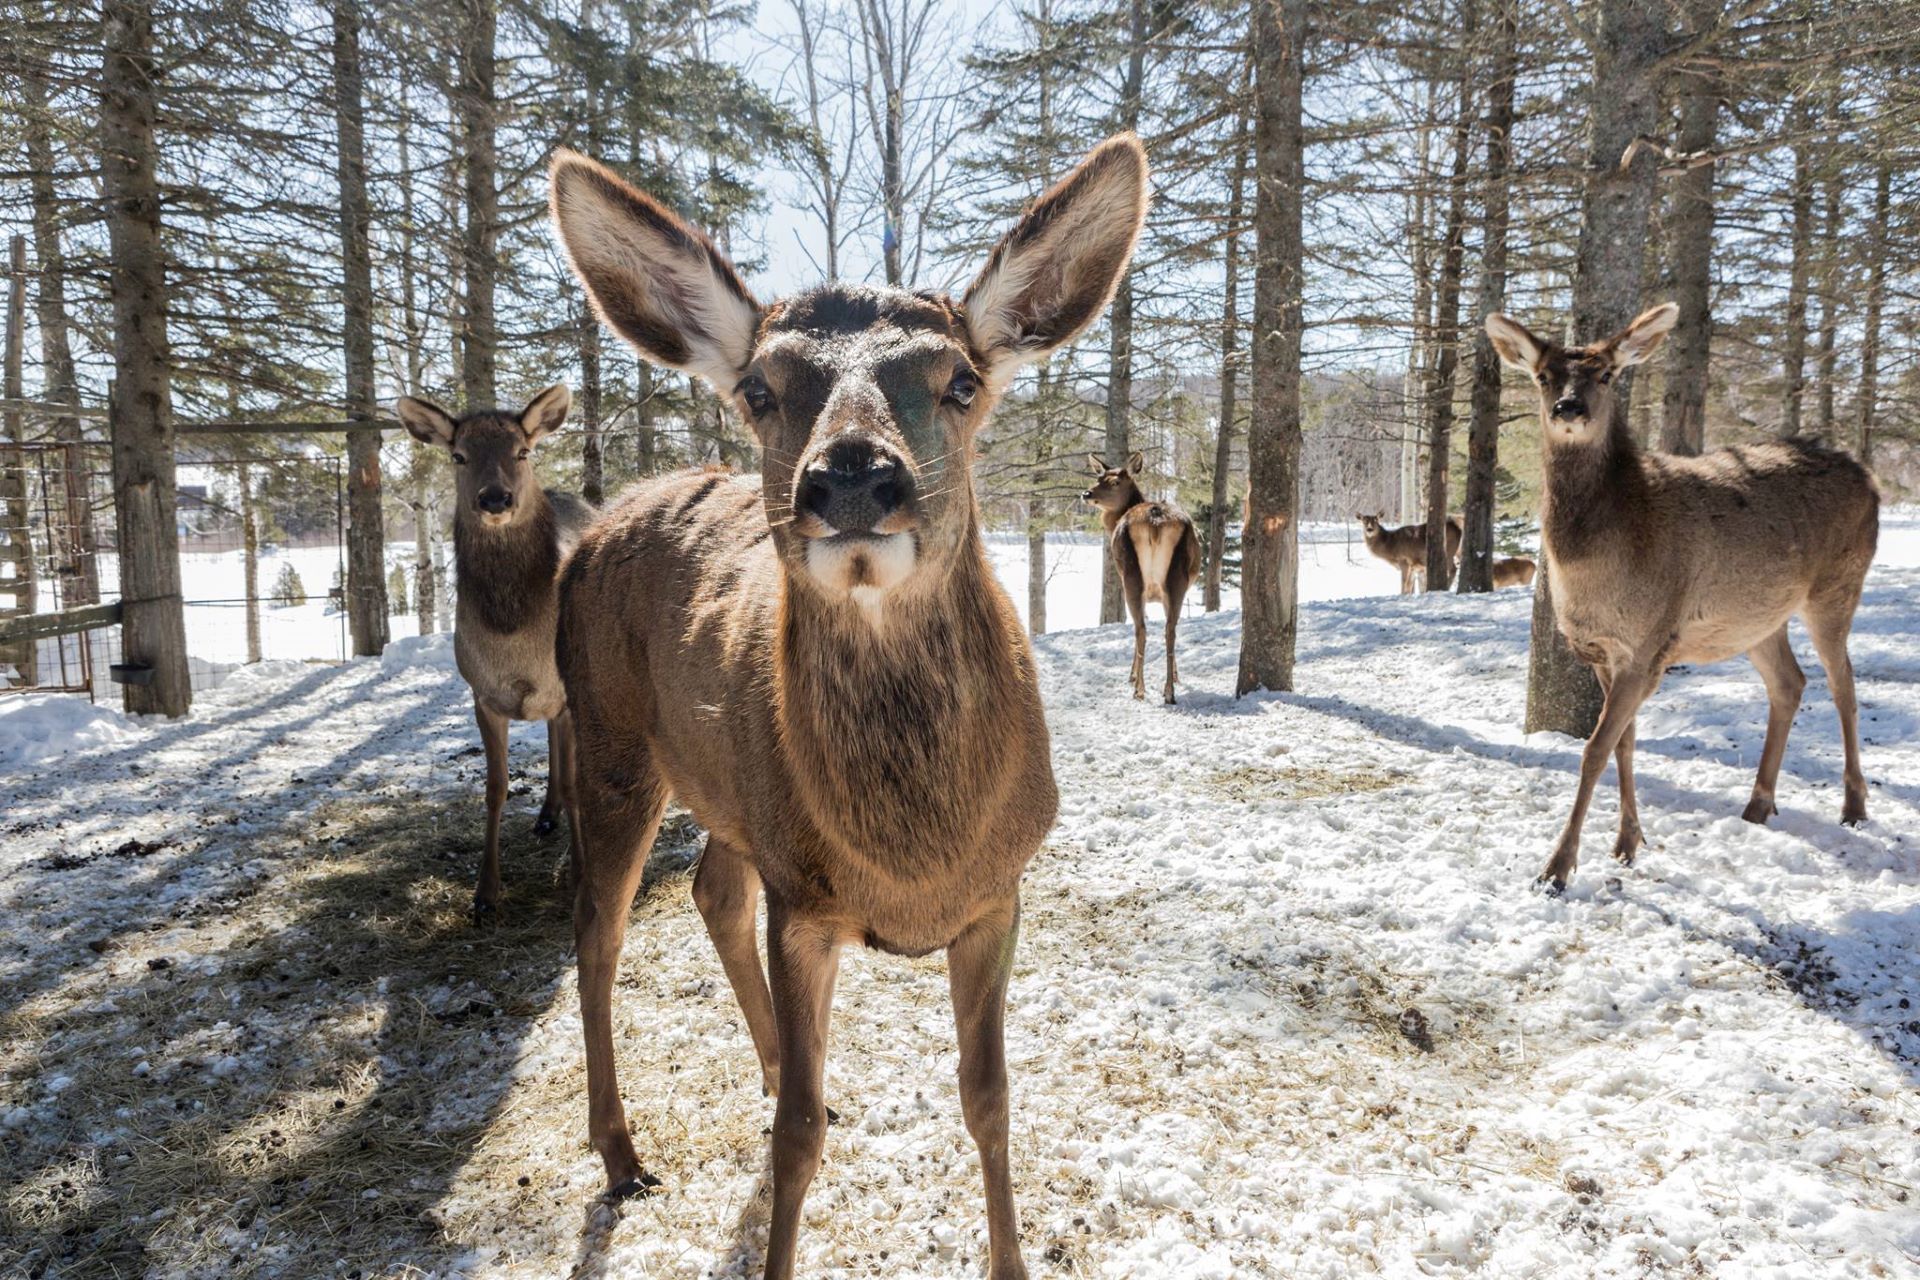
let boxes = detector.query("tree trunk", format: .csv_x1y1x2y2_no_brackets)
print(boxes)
1237,0,1306,697
1779,116,1813,438
459,0,498,410
635,360,658,473
333,0,388,657
102,0,191,715
239,462,262,664
1403,78,1438,523
1811,170,1841,442
1100,0,1150,626
1458,0,1515,593
1526,0,1664,739
1422,0,1476,593
1657,6,1719,456
1027,521,1047,637
579,298,604,503
413,485,437,636
1855,159,1888,466
22,25,98,607
1208,99,1250,613
2,238,36,686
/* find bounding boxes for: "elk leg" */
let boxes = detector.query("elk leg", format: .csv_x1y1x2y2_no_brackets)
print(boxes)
1541,665,1658,891
949,897,1028,1280
1594,667,1642,865
765,898,841,1280
1162,571,1190,706
534,717,562,837
553,709,583,891
1742,626,1806,824
1804,596,1869,825
574,754,668,1196
691,837,780,1096
474,700,510,919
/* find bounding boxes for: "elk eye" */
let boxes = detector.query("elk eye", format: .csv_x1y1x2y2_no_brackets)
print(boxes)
740,377,776,417
517,447,530,460
1598,370,1613,385
451,452,467,465
945,369,977,408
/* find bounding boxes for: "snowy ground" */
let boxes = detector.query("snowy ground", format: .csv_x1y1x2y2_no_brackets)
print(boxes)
2,514,1917,1278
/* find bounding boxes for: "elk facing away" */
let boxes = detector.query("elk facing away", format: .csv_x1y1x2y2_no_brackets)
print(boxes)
1493,556,1536,589
396,386,594,918
1486,302,1879,891
549,135,1148,1277
1356,513,1463,593
1083,452,1201,703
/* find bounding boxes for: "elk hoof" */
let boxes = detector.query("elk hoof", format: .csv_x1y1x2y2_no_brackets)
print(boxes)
1740,796,1778,825
1612,830,1640,866
471,897,502,926
1532,874,1567,897
604,1171,662,1202
533,813,559,837
1841,794,1868,827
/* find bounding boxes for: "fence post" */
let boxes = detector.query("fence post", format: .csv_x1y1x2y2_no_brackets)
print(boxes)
2,235,38,686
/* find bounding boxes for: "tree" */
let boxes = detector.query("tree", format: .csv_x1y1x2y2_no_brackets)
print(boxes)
458,0,498,410
1421,0,1477,593
1657,0,1722,457
101,0,191,715
1207,95,1251,613
1238,0,1307,697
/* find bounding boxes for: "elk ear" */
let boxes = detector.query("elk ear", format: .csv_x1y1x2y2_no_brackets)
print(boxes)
964,133,1149,387
397,396,457,448
1484,313,1544,371
520,384,571,443
1087,453,1110,474
549,150,761,391
1610,302,1679,368
1127,450,1145,475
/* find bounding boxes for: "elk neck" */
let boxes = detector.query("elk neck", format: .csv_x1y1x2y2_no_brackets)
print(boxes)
453,488,559,635
1100,475,1146,531
1538,406,1646,562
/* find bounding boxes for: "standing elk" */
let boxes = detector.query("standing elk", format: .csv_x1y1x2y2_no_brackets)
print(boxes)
1083,452,1201,703
1493,556,1536,589
1356,512,1463,593
548,134,1148,1277
396,386,594,919
1486,302,1879,891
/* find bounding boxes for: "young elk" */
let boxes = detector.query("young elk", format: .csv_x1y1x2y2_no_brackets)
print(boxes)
396,386,595,918
548,135,1148,1276
1486,302,1879,891
1355,512,1463,593
1082,452,1201,703
1492,556,1536,589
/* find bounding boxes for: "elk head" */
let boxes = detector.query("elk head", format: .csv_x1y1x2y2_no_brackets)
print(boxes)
548,135,1148,613
1081,451,1145,514
1484,303,1678,444
1355,512,1384,537
396,386,572,529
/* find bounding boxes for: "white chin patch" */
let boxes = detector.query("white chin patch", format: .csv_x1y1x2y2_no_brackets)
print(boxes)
805,532,917,605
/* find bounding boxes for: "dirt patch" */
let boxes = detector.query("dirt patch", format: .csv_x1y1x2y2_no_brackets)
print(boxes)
1204,762,1411,803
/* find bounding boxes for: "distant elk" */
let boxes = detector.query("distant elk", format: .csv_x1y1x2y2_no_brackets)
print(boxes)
549,134,1148,1276
1486,302,1879,891
1355,512,1463,593
397,386,595,918
1083,452,1201,703
1493,556,1536,589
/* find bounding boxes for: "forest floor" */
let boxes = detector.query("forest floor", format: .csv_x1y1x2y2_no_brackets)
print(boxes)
3,513,1919,1279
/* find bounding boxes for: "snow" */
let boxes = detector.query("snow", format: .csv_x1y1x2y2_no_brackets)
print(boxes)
2,510,1917,1278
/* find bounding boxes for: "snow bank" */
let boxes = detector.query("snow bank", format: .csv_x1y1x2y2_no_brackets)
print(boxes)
0,693,139,770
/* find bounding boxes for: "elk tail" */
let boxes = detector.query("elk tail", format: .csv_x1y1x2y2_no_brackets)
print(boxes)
1147,503,1168,527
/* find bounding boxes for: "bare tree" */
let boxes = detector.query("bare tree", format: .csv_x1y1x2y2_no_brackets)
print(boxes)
1422,0,1476,593
1458,0,1515,593
1208,95,1251,613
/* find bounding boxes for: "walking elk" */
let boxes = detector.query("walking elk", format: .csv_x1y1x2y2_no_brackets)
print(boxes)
1356,512,1463,593
1486,302,1879,891
397,386,594,918
548,134,1148,1277
1083,452,1201,703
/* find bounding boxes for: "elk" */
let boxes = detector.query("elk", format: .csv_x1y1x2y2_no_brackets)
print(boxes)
1355,512,1462,593
396,386,594,918
1492,556,1536,589
1486,302,1879,891
548,135,1147,1277
1082,452,1201,703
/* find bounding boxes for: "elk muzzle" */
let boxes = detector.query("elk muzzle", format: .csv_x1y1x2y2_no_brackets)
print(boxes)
476,484,516,523
1551,395,1587,423
794,436,919,602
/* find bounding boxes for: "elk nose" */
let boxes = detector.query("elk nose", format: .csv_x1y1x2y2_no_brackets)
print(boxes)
477,485,514,514
799,438,906,534
1551,396,1587,421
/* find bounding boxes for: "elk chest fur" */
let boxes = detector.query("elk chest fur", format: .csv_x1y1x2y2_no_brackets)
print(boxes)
454,490,589,722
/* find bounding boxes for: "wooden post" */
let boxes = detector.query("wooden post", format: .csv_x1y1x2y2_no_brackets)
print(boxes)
2,236,38,686
102,0,192,715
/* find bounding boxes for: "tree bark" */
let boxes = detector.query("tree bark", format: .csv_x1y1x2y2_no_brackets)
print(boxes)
1811,169,1841,442
1027,521,1047,636
1237,0,1306,697
1458,0,1515,594
2,237,36,686
1855,159,1888,466
1526,0,1664,738
239,462,261,664
458,0,499,410
333,0,388,656
635,360,659,473
1658,0,1721,455
1422,0,1477,593
413,484,437,637
102,0,191,715
1208,97,1250,613
1779,110,1813,439
1099,0,1151,626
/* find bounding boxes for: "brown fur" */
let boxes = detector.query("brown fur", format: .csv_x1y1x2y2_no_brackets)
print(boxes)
1083,452,1201,702
396,388,593,917
1487,302,1880,889
1492,556,1536,589
1356,512,1463,594
548,134,1148,1278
